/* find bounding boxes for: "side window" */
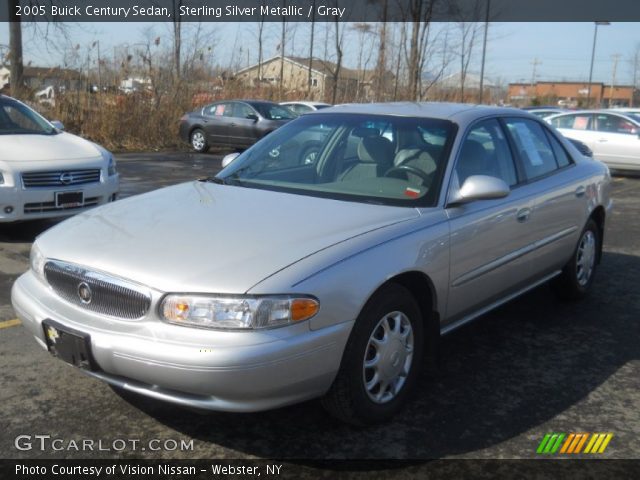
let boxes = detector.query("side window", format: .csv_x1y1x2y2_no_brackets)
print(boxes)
456,120,518,187
594,114,639,135
234,103,256,119
505,118,558,180
2,105,40,131
551,114,592,130
204,103,227,117
545,130,572,168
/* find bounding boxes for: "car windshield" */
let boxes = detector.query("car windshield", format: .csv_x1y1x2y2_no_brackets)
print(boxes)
218,113,455,207
0,99,57,135
253,103,297,120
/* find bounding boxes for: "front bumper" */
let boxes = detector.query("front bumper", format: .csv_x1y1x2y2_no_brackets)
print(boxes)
12,271,351,412
0,175,119,223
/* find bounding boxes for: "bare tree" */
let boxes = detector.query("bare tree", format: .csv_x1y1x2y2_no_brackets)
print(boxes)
256,16,267,84
307,0,316,96
372,0,389,101
455,1,483,101
8,1,23,97
401,0,438,100
324,15,345,104
171,0,184,81
352,23,375,101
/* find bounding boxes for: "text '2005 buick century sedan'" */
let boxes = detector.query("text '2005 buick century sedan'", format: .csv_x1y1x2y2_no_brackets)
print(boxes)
12,103,611,425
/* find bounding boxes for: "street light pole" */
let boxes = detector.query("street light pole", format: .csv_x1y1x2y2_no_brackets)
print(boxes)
587,21,610,108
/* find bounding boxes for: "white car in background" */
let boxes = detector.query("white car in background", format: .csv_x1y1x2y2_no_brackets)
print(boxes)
546,110,640,172
280,101,331,115
0,94,119,223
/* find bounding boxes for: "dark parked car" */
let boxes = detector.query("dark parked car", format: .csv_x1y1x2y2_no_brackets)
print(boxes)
179,100,297,152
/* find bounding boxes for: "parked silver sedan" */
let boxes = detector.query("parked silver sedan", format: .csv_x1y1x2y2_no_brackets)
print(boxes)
12,103,612,425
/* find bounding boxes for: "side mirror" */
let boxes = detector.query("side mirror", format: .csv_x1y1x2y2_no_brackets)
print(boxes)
448,175,510,206
246,113,259,122
50,120,64,131
221,152,240,168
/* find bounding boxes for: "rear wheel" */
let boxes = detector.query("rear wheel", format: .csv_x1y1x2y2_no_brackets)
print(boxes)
553,219,600,300
190,129,209,153
321,284,424,425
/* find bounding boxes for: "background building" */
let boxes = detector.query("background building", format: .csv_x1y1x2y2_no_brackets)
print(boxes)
508,81,638,108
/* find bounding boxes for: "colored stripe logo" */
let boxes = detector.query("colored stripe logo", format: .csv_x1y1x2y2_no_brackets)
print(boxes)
537,433,613,454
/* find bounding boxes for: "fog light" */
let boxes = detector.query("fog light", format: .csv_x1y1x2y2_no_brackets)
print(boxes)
4,206,13,214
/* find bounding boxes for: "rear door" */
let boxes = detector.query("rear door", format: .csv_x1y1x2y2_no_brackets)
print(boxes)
202,102,232,144
503,117,587,279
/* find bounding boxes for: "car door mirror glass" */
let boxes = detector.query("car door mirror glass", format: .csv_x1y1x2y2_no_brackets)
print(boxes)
221,152,240,168
449,175,510,206
50,120,64,131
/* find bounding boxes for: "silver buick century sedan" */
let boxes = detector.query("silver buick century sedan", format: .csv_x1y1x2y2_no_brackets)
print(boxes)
12,103,612,425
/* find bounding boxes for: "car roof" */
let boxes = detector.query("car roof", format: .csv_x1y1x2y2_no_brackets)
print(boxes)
314,102,528,123
281,101,331,107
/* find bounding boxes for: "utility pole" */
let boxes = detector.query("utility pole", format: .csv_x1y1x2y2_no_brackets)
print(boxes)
608,53,621,108
530,58,541,103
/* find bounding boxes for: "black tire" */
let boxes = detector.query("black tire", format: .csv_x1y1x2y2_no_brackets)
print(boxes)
321,283,424,426
552,218,600,300
190,128,209,153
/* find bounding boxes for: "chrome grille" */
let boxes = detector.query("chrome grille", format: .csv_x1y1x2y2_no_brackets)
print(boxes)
22,169,101,188
24,197,99,214
44,260,151,320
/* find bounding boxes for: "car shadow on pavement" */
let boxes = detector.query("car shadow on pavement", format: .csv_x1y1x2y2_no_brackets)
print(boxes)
113,250,640,461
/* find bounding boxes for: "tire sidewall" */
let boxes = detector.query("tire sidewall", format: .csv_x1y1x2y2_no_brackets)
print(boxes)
569,219,600,295
190,129,208,152
341,284,424,423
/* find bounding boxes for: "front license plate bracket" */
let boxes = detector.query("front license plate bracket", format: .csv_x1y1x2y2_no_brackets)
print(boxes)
42,319,97,371
55,191,84,208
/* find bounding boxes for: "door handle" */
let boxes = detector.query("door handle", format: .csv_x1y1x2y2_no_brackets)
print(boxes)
575,186,586,197
516,208,531,222
597,138,608,142
230,123,237,127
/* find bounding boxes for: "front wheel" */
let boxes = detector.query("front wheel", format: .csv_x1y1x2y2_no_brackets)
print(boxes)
321,284,424,425
552,219,600,300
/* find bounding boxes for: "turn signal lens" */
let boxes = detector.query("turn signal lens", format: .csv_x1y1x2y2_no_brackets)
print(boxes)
291,298,320,322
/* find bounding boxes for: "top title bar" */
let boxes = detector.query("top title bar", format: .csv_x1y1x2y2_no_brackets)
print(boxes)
3,0,639,22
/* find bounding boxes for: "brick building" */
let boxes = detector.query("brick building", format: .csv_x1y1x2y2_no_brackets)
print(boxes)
508,81,638,108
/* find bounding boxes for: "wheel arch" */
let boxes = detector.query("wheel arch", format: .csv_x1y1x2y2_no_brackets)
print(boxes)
589,205,606,263
368,271,440,371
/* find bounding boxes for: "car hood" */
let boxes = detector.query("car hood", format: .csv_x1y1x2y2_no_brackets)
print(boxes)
0,132,100,162
38,182,420,293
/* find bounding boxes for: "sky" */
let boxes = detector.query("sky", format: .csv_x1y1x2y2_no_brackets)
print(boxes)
0,21,639,86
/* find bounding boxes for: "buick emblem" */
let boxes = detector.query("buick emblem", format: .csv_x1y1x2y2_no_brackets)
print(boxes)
77,282,92,304
60,173,74,185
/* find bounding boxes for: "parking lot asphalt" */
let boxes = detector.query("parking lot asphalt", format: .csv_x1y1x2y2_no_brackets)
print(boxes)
0,153,638,462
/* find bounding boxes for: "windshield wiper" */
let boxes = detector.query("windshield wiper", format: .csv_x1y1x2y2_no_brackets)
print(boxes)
197,176,226,185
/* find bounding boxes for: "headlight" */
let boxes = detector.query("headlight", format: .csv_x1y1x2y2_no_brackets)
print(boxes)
30,244,46,282
95,143,117,176
107,155,117,176
160,294,319,330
